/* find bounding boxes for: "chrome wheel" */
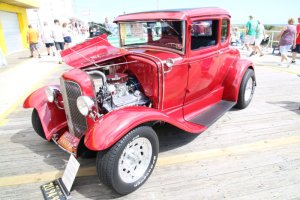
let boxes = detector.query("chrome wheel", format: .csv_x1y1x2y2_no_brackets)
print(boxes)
118,137,152,183
244,78,254,102
96,126,158,194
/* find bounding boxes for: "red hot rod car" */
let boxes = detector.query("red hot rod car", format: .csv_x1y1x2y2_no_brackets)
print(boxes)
24,8,255,194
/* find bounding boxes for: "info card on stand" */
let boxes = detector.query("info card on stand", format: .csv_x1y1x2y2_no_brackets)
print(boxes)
41,155,80,200
61,154,80,193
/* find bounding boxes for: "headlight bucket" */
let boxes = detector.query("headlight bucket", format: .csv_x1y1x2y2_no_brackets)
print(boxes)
76,96,95,116
45,86,60,103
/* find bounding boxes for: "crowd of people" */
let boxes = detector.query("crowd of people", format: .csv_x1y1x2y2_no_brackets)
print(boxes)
232,15,300,67
26,17,116,64
27,19,88,64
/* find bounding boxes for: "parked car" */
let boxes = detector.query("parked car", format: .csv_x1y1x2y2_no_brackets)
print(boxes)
24,7,255,195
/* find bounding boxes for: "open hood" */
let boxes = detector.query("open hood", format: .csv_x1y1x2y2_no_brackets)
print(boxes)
61,34,127,68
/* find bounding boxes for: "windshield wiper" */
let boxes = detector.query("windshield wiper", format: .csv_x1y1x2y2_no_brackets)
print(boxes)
160,19,180,36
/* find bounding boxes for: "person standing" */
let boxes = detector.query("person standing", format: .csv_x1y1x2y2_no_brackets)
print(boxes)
52,19,64,64
231,27,241,45
27,25,41,58
250,20,266,56
104,17,113,33
42,22,55,56
279,18,296,66
291,17,300,64
245,15,258,51
62,22,72,49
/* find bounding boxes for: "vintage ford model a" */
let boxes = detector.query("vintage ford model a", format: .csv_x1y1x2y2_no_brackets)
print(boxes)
24,8,255,195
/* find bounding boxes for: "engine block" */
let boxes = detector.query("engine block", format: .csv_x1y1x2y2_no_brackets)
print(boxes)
89,71,149,112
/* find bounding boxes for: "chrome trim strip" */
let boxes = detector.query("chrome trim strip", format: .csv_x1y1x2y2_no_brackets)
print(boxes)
129,51,165,110
182,20,186,55
119,20,186,55
125,45,184,55
86,73,100,113
85,61,137,71
146,55,165,110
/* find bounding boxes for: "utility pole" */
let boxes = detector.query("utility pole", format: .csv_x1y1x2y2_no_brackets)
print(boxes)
156,0,159,10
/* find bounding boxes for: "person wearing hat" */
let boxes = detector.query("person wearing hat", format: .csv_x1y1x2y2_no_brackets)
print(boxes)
244,15,258,52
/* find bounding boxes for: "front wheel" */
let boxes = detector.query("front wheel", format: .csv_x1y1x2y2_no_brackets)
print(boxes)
31,109,47,140
96,126,159,195
235,69,256,109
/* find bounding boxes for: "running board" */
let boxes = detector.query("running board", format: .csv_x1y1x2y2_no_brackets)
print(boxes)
188,100,236,127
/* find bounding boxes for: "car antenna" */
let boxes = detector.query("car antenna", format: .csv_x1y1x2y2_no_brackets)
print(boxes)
68,47,102,68
67,34,115,68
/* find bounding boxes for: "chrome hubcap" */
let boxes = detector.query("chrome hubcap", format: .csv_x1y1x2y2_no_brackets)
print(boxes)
244,78,254,102
118,137,152,183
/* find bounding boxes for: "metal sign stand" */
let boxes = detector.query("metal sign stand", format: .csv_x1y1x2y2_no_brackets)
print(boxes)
41,154,80,200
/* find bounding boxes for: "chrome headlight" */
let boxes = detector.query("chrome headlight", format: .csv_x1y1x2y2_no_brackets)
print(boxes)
45,86,59,103
76,96,95,116
165,58,175,68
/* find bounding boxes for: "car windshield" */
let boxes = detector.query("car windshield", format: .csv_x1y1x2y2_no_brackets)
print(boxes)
119,20,185,52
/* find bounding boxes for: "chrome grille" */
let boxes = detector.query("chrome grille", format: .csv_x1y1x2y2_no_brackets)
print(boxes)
60,79,87,138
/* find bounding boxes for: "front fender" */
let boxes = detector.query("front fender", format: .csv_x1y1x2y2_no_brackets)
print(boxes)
84,107,206,151
222,58,254,101
23,86,67,140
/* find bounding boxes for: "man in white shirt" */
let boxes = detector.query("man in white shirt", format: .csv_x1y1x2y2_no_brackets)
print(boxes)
42,22,55,56
52,19,64,64
104,17,113,33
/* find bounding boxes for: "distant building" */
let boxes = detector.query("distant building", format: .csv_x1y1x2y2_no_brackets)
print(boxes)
27,0,75,28
0,0,39,55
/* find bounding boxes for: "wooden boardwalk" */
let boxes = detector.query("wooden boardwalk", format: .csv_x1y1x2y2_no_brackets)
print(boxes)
0,50,300,200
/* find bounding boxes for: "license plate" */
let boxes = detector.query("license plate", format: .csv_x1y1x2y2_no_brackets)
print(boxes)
57,131,80,154
41,179,67,200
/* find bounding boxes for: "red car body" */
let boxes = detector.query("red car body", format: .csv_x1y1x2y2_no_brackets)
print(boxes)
24,8,255,194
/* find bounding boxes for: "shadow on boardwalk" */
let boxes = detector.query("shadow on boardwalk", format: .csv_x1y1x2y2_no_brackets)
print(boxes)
9,123,200,199
267,101,300,115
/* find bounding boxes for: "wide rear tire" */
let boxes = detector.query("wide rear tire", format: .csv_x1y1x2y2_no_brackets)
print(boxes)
96,126,159,195
235,69,256,109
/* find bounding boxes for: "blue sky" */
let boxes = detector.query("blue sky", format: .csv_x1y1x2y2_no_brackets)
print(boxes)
74,0,300,25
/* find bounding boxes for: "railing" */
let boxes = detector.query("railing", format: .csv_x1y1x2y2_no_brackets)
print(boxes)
266,30,281,48
238,29,281,48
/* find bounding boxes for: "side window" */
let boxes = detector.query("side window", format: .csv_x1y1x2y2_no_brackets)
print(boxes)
191,20,218,50
221,19,229,43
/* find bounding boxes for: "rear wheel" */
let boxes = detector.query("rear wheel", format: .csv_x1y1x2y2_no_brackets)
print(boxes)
31,109,47,140
235,69,256,109
96,126,159,195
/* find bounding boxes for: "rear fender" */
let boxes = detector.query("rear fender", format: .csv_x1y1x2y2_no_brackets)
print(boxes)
222,59,254,102
23,86,67,140
84,107,206,151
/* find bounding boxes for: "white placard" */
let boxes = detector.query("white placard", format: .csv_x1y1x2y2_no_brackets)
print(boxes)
61,154,80,193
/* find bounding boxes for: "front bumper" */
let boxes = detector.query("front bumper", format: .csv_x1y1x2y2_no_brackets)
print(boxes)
52,131,81,156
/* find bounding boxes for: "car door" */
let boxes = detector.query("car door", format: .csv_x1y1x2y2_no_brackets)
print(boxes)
184,18,221,109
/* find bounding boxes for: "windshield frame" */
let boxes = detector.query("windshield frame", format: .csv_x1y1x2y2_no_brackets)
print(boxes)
118,20,186,55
